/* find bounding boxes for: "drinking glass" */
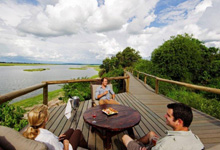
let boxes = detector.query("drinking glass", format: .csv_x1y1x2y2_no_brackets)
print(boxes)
151,136,159,146
92,112,96,124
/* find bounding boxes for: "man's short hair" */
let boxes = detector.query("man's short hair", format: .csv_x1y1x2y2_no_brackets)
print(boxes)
167,103,193,127
101,77,108,83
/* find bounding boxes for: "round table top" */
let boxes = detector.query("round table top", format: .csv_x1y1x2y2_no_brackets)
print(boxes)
83,104,141,131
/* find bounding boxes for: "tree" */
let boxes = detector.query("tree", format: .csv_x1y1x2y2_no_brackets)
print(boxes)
100,57,111,73
151,34,205,82
100,47,141,74
118,47,141,68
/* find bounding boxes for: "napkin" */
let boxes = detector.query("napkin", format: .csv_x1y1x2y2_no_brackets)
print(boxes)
64,98,72,119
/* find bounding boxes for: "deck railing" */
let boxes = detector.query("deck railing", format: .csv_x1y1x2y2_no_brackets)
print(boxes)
132,70,220,95
0,74,130,105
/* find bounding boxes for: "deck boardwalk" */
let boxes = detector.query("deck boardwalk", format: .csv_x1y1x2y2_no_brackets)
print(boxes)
45,72,220,149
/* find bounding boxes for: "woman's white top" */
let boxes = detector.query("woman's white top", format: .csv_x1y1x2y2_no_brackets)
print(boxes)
35,128,73,150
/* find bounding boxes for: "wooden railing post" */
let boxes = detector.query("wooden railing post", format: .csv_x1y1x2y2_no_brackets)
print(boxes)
123,72,126,92
155,78,159,94
126,77,130,92
43,84,48,105
144,75,147,84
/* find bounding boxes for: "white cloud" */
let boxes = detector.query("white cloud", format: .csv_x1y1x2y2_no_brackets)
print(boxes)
0,0,220,64
0,1,38,27
90,38,122,60
17,0,97,36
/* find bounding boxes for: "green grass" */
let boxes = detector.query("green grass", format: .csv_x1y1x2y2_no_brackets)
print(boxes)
90,74,99,79
23,68,50,72
69,65,101,72
87,65,101,71
0,63,53,66
13,89,63,108
69,67,87,70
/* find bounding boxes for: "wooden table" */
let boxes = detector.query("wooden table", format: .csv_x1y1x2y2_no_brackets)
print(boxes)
83,104,141,149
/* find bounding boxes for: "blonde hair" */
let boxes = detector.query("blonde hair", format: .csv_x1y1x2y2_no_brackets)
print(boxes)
23,104,49,140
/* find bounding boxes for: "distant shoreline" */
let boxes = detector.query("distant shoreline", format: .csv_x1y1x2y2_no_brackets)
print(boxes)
0,62,55,66
0,62,101,66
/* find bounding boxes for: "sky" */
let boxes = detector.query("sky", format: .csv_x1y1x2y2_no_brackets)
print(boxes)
0,0,219,64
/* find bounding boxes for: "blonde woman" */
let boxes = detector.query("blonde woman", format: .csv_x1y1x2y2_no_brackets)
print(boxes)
23,104,88,150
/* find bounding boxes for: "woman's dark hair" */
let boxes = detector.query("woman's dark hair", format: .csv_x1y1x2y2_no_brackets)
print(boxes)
167,103,193,127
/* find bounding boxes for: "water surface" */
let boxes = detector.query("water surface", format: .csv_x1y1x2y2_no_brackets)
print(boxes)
0,65,98,103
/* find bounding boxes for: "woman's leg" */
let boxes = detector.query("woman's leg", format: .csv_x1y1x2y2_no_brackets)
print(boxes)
69,129,88,150
63,128,74,140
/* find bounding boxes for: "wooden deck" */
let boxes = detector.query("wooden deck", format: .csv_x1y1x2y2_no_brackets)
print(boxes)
45,72,220,149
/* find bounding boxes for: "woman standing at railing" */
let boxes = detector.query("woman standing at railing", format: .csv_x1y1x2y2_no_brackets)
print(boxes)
23,104,88,150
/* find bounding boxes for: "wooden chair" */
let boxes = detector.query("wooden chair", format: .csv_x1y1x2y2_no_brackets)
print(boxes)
0,126,89,150
90,83,113,107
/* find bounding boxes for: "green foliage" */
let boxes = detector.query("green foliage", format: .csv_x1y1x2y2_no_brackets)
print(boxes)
134,59,153,74
201,77,220,100
167,89,220,119
62,77,91,102
102,67,124,93
23,68,50,72
132,33,220,120
99,69,106,77
151,34,205,82
116,47,141,68
0,102,28,131
100,47,141,74
99,47,140,93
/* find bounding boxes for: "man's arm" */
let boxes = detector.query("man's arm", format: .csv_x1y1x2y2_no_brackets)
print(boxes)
95,87,108,99
97,91,108,99
108,86,115,99
112,94,115,100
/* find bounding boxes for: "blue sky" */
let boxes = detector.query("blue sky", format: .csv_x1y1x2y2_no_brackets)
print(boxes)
0,0,219,63
17,0,38,5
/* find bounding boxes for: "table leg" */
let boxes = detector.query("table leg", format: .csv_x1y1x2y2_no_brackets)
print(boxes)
103,131,112,149
91,126,95,133
127,127,135,139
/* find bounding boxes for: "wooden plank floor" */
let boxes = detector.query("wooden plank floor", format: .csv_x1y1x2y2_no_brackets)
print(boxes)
45,72,220,149
127,72,220,148
46,93,169,150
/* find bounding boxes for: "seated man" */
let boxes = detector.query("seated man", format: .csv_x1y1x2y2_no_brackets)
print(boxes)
122,103,204,150
95,77,120,105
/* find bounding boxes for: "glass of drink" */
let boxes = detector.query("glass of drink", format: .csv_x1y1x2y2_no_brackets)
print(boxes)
92,112,96,124
151,136,159,146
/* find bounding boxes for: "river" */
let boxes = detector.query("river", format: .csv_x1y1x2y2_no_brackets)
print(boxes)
0,65,98,103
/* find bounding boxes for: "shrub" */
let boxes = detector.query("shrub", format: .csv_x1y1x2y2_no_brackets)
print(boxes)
167,89,220,119
0,102,28,131
62,77,91,102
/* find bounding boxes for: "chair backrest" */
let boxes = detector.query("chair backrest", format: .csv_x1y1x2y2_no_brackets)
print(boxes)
91,84,113,100
0,126,47,150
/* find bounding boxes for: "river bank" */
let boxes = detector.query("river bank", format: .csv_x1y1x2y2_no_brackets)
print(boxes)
12,74,99,110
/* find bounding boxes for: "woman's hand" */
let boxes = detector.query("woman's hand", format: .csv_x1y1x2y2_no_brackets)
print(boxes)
59,134,66,141
63,139,69,150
